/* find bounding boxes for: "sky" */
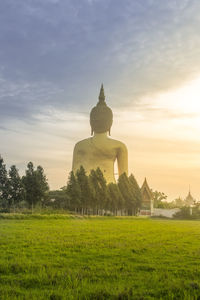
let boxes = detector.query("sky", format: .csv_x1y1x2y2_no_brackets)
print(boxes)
0,0,200,201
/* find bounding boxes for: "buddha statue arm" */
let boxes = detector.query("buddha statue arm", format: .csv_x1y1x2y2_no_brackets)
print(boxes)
117,143,128,176
72,143,80,173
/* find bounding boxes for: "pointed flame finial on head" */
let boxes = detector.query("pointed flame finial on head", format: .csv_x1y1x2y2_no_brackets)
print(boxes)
98,84,105,103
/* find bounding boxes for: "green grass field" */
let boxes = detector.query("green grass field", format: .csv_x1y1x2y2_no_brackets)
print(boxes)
0,215,200,299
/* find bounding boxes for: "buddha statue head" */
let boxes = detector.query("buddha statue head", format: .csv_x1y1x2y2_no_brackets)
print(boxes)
90,84,113,135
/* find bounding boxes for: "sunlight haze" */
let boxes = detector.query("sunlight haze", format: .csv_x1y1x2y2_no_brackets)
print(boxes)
0,0,200,201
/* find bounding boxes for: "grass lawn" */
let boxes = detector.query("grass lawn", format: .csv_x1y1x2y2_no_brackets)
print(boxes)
0,215,200,299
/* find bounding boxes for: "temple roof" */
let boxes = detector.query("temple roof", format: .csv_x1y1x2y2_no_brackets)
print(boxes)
186,191,193,200
185,190,195,205
141,178,152,199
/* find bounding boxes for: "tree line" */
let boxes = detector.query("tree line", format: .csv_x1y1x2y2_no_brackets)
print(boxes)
50,166,142,215
0,156,49,212
0,155,142,215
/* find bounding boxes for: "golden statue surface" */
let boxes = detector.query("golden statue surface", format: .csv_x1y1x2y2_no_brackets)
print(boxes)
72,85,128,183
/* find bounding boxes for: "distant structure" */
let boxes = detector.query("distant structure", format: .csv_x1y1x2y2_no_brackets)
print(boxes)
140,178,153,216
185,188,195,206
72,85,128,183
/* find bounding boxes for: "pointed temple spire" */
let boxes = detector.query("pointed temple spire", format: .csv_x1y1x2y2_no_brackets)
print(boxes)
187,185,192,198
185,186,195,206
98,84,105,103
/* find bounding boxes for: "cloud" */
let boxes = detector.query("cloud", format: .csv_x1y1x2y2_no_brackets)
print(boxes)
1,0,200,123
0,73,64,121
105,0,200,106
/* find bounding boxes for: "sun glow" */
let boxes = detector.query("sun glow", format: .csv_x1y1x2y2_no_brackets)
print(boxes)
154,76,200,115
136,75,200,141
112,75,200,200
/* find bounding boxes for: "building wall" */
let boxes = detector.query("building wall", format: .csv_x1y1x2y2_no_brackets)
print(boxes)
153,208,180,218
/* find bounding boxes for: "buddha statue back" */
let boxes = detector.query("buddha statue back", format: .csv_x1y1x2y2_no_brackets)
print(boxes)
72,85,128,183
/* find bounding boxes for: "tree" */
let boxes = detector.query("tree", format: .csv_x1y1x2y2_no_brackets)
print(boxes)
89,168,107,215
8,165,25,212
47,189,69,210
35,165,49,205
76,166,92,214
173,197,185,208
22,162,49,211
0,156,10,211
66,171,81,212
129,174,142,215
117,173,142,215
152,190,167,208
89,169,99,213
107,182,124,215
118,173,133,215
173,206,191,219
22,162,37,210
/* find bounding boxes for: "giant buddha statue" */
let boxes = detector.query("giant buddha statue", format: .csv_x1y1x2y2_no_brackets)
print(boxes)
72,85,128,183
